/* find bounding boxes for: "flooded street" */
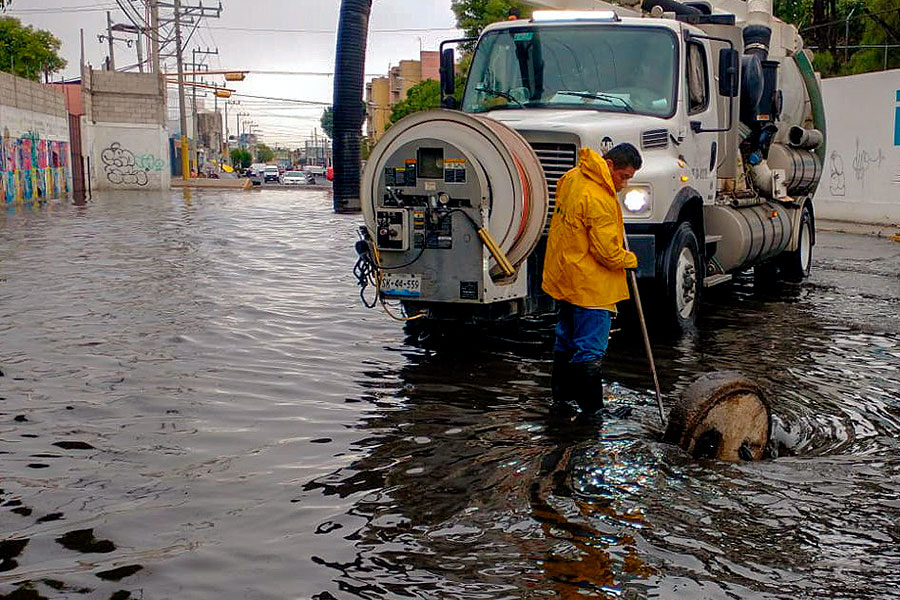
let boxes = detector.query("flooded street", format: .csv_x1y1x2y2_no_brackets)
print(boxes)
2,189,899,600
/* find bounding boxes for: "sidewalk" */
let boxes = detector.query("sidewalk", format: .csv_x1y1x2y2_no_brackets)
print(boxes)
816,218,900,240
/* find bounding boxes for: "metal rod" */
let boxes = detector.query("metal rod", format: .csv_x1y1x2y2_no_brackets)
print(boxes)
623,236,666,427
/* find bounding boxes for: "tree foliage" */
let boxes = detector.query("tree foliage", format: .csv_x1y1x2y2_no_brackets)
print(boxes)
256,143,274,163
776,0,898,75
390,76,466,124
450,0,895,78
0,17,67,81
320,106,334,139
451,0,530,45
230,149,251,169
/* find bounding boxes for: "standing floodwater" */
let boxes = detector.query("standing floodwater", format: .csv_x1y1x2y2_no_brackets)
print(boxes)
2,190,899,599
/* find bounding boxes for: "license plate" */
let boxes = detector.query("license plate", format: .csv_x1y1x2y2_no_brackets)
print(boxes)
380,273,421,298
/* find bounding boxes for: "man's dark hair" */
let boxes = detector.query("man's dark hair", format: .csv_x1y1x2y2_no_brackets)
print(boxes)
604,143,642,170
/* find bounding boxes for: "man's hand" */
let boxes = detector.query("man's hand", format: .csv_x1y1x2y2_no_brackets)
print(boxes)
624,250,638,270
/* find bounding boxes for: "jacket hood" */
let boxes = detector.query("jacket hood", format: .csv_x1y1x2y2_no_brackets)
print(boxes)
578,147,615,195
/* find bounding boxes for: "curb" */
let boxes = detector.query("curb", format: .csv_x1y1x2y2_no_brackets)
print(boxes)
816,219,900,240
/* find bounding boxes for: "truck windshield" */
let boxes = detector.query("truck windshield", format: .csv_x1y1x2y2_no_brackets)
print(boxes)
461,25,677,118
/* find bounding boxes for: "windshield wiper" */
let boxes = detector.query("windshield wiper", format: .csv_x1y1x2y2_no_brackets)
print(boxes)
556,90,634,113
474,85,525,108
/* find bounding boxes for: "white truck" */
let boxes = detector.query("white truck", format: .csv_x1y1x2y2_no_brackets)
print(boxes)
359,0,825,330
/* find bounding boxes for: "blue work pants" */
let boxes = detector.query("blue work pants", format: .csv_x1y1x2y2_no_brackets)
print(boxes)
553,301,612,363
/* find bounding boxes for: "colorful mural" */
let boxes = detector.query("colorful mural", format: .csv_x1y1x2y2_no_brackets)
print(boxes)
1,133,71,204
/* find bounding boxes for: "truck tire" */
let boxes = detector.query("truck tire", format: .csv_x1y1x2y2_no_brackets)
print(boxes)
779,205,813,282
661,222,703,330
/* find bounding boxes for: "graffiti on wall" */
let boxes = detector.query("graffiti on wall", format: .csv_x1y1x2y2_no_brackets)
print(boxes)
101,142,163,186
851,137,885,187
1,132,70,204
828,151,846,196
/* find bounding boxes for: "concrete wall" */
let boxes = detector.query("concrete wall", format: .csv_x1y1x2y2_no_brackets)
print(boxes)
85,122,170,190
0,71,72,203
83,69,170,190
86,70,167,125
814,69,900,225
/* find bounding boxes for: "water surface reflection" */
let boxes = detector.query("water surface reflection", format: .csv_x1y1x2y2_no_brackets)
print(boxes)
1,192,898,599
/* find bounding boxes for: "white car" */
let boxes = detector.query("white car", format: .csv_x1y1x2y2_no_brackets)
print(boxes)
281,170,307,185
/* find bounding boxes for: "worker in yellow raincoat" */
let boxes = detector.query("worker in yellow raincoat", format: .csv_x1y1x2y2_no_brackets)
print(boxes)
542,143,642,419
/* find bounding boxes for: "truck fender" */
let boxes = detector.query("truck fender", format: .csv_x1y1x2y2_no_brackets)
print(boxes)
785,199,815,252
663,186,705,248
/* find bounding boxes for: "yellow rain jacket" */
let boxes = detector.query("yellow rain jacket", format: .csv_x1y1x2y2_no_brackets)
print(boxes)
542,147,638,311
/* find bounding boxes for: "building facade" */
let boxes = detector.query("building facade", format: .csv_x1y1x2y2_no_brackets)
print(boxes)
365,50,440,144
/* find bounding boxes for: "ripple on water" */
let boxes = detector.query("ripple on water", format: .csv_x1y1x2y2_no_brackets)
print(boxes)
2,191,899,599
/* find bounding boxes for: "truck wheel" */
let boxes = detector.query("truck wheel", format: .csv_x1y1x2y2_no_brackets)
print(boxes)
662,222,702,330
779,206,813,282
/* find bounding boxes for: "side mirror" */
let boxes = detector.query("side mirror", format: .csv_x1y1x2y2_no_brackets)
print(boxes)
440,48,456,106
718,48,740,97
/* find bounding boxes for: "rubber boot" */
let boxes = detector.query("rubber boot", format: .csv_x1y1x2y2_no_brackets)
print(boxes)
551,351,574,404
571,359,604,420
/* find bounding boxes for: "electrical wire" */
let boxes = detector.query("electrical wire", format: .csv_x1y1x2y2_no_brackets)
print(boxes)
206,25,458,34
354,207,486,322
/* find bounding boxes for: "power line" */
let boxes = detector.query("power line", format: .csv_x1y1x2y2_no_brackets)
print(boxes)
239,70,385,77
8,4,118,13
206,25,458,34
231,92,331,106
799,7,900,33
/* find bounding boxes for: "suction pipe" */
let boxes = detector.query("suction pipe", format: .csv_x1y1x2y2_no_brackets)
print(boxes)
332,0,372,213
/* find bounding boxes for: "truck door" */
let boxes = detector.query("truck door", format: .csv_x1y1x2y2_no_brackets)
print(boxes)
682,38,717,203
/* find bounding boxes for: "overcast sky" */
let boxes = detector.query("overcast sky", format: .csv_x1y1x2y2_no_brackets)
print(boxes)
8,1,462,147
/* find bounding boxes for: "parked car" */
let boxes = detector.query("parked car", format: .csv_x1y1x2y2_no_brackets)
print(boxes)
281,170,307,185
263,165,280,183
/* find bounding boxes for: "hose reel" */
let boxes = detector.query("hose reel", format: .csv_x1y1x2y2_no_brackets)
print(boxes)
362,110,549,282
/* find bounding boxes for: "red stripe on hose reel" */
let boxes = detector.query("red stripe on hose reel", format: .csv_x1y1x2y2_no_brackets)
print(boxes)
512,153,530,244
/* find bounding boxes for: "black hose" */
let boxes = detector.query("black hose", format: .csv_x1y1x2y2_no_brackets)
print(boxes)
641,0,702,16
332,0,371,213
742,25,772,60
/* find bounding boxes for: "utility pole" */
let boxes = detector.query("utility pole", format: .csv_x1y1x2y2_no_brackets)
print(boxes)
236,111,246,146
150,0,160,72
313,128,319,166
135,27,144,72
174,0,190,180
191,47,218,168
106,11,116,70
192,50,198,169
223,98,229,164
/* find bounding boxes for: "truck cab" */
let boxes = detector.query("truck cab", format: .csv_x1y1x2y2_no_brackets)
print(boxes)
451,7,820,328
459,12,724,326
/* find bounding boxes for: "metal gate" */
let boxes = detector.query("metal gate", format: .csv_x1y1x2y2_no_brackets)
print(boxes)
68,113,87,202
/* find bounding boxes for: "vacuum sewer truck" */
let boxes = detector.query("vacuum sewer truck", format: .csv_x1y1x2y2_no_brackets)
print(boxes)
357,0,825,330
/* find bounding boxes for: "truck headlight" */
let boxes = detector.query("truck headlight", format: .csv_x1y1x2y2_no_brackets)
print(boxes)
623,186,652,214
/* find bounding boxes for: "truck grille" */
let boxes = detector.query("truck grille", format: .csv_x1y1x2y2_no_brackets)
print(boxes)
528,142,577,232
641,128,669,149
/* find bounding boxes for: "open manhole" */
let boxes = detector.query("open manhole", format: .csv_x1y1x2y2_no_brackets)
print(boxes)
664,371,771,462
